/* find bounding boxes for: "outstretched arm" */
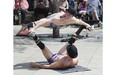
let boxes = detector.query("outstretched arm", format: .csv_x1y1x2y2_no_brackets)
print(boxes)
30,61,65,69
74,18,91,29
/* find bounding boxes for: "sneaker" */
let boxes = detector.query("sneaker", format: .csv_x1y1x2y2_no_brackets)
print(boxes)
98,21,103,29
91,25,94,30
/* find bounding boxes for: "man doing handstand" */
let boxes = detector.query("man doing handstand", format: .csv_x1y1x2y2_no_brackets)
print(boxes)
29,33,78,69
17,7,91,36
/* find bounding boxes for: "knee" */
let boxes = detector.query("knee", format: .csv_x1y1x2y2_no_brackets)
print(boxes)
92,10,97,15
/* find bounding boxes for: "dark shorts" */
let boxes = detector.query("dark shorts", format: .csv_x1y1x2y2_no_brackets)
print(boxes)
50,23,55,28
47,53,63,64
46,16,55,28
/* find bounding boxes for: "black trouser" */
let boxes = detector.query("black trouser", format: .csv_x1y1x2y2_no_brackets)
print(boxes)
14,10,19,25
20,9,27,24
34,8,49,19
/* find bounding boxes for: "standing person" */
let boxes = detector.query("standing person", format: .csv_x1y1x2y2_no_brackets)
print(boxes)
16,7,91,36
29,33,78,69
20,0,29,25
14,0,20,25
48,0,56,14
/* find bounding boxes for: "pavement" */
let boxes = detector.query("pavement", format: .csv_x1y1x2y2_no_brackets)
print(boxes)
14,25,102,75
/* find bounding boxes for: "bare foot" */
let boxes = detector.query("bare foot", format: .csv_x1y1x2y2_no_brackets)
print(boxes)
17,28,30,36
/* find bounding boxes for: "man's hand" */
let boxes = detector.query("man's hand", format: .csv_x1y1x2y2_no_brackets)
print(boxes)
86,24,92,31
30,62,41,68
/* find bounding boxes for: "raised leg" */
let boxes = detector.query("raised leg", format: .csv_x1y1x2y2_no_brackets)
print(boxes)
31,33,53,60
16,22,36,36
75,26,85,36
58,35,77,54
58,43,69,54
16,18,50,36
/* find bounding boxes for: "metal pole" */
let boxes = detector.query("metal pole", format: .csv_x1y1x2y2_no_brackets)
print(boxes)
53,26,60,38
52,0,60,38
75,26,85,35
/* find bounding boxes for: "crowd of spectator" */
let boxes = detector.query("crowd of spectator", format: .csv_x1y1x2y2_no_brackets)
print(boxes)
14,0,29,25
14,0,103,28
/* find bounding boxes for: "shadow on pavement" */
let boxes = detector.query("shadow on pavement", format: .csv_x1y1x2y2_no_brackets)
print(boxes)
14,61,91,74
14,62,40,71
14,33,87,42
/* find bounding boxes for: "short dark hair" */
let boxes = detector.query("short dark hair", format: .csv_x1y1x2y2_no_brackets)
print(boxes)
66,7,77,17
66,45,78,58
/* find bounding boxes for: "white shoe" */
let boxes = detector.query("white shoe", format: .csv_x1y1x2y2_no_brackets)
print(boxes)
98,21,103,29
91,25,94,30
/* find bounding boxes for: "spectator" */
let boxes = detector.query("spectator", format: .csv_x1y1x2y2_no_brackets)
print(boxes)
87,0,101,20
99,0,103,22
33,0,49,20
59,0,69,12
14,0,20,11
48,0,69,13
27,0,34,11
77,0,88,19
87,0,102,28
67,0,75,8
20,0,29,25
14,0,20,25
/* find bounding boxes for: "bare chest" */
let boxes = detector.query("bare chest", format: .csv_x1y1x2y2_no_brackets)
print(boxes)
52,17,74,25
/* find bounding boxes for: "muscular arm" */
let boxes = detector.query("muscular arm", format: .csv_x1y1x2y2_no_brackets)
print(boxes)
68,17,91,29
31,62,65,69
37,59,78,69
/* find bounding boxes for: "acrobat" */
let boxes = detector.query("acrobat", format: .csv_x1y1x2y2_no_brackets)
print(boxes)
29,33,78,69
17,7,92,36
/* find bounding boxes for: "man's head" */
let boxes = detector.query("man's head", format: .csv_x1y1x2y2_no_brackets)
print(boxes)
66,7,77,17
66,45,78,58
